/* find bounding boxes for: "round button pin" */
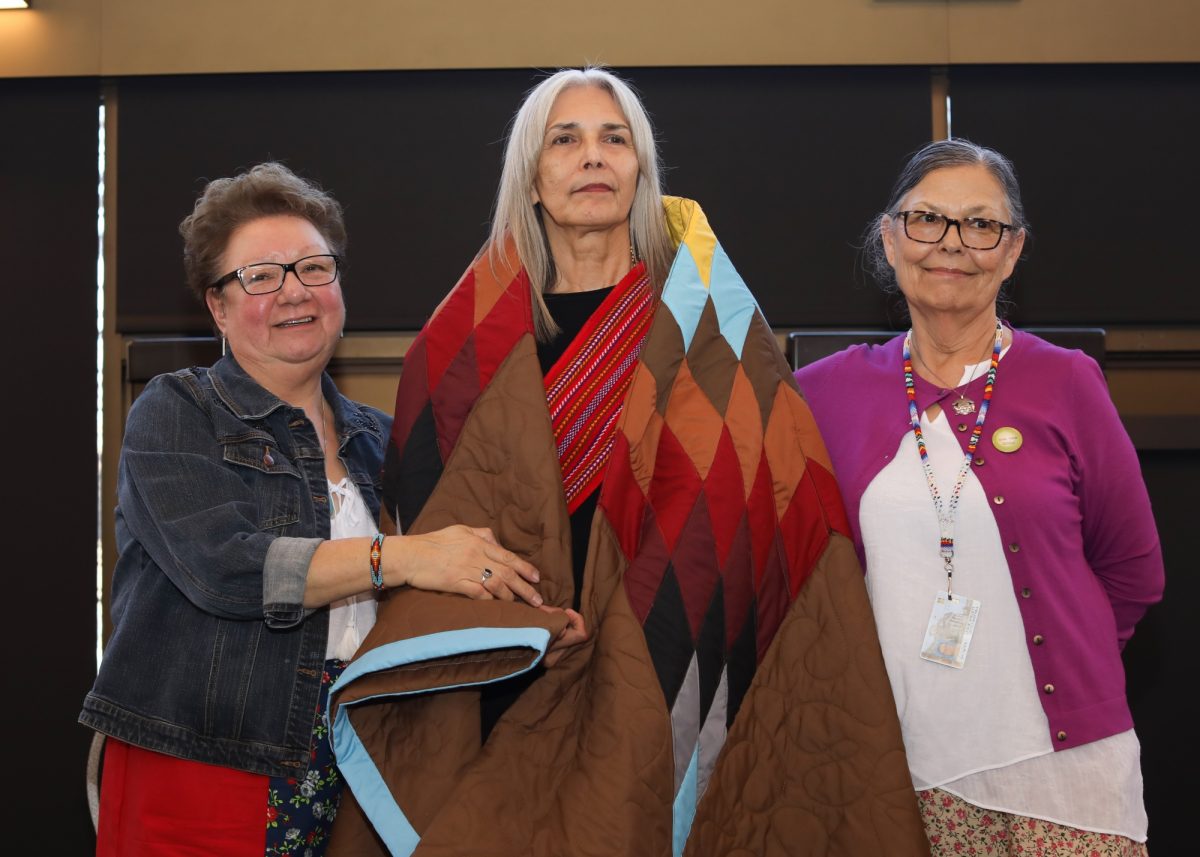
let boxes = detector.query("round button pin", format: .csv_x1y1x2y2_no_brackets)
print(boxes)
992,426,1023,453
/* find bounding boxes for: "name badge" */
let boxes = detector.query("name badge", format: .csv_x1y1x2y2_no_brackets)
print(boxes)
920,591,982,669
992,426,1023,453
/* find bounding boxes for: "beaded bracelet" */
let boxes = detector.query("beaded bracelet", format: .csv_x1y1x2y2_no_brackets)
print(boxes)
369,532,385,591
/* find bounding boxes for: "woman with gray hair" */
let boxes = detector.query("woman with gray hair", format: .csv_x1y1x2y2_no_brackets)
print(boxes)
794,139,1163,855
489,66,675,338
326,68,926,856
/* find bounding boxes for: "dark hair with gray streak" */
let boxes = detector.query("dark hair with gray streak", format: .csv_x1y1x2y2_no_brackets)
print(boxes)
862,138,1028,293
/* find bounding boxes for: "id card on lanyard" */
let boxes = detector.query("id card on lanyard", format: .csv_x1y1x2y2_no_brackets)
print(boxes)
920,590,982,669
904,322,1003,669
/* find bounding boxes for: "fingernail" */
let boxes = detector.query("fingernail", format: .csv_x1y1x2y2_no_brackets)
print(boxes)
533,595,543,606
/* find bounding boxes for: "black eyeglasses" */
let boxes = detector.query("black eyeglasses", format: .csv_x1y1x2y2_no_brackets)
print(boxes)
210,254,341,295
896,210,1014,251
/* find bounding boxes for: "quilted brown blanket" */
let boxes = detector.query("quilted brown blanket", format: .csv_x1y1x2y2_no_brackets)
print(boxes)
327,199,928,856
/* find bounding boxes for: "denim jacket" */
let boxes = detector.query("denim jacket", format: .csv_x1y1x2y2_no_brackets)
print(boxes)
80,355,390,777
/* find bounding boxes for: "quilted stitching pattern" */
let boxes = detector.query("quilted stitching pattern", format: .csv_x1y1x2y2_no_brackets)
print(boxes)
684,535,930,856
605,201,862,839
329,200,926,856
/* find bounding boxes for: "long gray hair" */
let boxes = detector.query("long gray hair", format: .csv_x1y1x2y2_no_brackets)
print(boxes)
489,66,673,339
863,138,1029,293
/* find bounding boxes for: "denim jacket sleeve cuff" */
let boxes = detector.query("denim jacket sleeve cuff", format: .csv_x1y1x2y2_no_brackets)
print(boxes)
263,536,323,629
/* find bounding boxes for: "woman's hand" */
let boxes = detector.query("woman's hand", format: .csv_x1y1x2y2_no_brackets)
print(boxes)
394,525,544,607
539,605,588,668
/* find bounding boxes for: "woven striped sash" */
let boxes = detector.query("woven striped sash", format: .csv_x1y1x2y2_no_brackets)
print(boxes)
544,262,653,514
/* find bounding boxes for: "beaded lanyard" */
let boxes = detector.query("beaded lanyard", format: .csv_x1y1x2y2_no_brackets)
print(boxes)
903,320,1003,600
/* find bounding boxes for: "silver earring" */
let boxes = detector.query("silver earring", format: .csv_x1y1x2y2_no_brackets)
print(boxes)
221,335,227,357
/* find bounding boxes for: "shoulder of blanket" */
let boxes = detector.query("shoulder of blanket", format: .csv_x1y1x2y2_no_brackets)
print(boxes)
662,197,719,275
400,236,534,410
386,237,533,470
656,196,775,367
420,238,533,349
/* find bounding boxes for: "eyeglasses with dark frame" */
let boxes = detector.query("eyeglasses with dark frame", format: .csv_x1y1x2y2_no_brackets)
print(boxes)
210,254,341,295
896,210,1014,251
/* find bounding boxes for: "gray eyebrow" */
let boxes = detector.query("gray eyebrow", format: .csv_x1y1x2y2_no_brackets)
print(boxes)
546,121,631,134
910,202,1004,218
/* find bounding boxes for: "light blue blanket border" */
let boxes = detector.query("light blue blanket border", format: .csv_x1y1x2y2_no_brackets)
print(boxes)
329,626,552,857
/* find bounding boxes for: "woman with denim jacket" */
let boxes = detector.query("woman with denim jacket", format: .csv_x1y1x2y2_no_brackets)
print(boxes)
80,162,554,857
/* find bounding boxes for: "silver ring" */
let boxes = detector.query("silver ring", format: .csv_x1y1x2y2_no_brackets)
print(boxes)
481,568,494,583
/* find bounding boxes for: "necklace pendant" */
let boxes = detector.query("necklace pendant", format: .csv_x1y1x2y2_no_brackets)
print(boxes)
952,396,976,416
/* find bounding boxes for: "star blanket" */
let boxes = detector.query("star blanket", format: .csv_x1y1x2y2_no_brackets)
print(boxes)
327,198,928,857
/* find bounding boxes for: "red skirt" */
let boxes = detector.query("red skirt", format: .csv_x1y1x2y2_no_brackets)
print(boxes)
96,738,266,857
96,660,348,856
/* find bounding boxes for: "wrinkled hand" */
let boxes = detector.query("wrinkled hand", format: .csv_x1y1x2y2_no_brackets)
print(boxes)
398,525,543,606
539,605,588,668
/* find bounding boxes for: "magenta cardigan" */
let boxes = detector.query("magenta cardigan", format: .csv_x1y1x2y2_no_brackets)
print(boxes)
794,328,1164,752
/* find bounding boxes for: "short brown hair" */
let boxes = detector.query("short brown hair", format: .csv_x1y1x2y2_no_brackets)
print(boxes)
179,162,347,301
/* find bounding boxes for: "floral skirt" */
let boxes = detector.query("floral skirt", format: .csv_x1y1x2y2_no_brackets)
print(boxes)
918,788,1148,857
97,659,348,857
264,659,347,856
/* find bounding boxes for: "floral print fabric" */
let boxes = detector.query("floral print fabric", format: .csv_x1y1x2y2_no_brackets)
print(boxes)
265,660,348,857
918,788,1148,856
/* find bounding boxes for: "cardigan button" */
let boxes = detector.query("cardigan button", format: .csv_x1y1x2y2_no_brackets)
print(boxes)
1043,683,1055,694
1033,634,1045,645
956,423,968,432
1021,587,1032,598
993,495,1005,505
973,456,985,466
1009,543,1021,553
1056,731,1068,742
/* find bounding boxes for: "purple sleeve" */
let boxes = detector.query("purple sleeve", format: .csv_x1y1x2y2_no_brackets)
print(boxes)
1068,355,1165,648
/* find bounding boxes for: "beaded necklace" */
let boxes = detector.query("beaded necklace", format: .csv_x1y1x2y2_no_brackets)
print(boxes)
903,320,1003,599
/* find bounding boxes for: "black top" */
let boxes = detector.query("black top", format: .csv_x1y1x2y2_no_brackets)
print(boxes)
537,286,615,373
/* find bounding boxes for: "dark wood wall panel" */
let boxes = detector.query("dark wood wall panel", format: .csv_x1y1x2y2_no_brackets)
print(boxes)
634,66,931,328
116,69,532,333
114,67,931,333
950,64,1200,326
1,76,101,853
1125,450,1198,853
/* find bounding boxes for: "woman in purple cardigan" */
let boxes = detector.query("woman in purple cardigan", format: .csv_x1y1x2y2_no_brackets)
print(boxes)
794,139,1163,856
